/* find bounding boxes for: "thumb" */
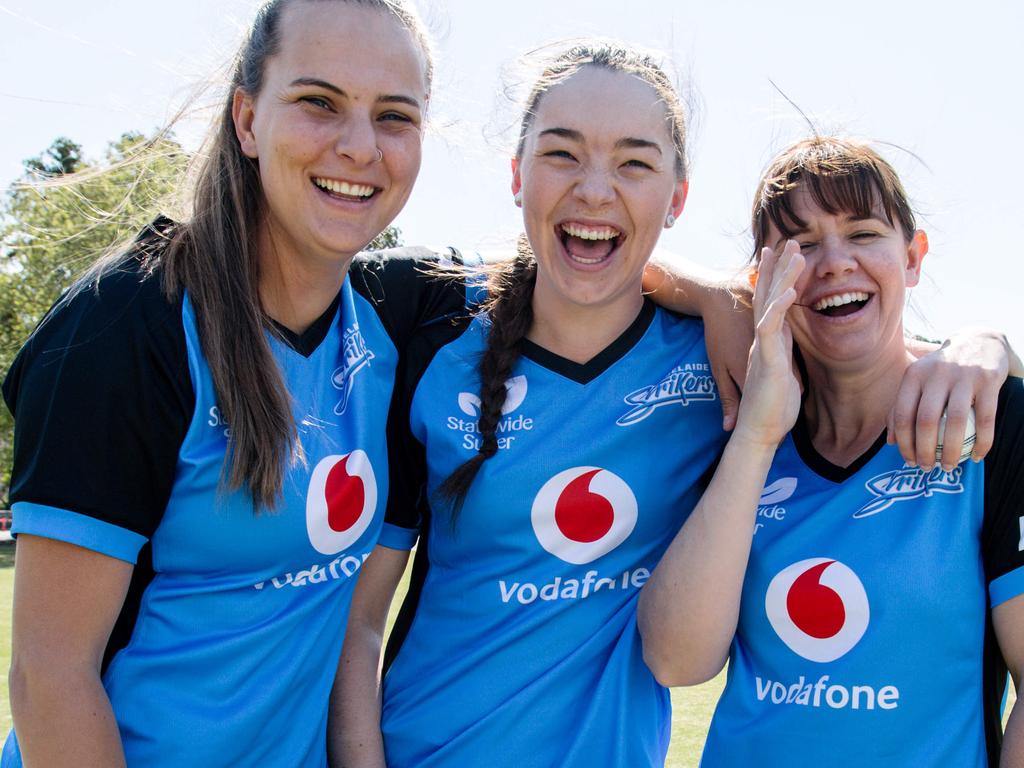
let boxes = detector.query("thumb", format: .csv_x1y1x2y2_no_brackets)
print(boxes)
716,374,742,432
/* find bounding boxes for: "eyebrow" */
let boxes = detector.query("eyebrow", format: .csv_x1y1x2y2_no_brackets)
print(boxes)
537,128,662,154
847,212,889,224
289,78,422,109
786,212,890,236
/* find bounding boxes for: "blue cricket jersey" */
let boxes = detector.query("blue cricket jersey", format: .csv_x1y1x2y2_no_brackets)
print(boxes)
1,222,466,767
380,300,728,767
702,379,1024,767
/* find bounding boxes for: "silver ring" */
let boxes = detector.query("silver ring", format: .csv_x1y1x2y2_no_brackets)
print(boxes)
374,148,384,163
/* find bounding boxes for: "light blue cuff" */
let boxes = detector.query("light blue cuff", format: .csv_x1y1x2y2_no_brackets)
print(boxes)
377,522,418,551
990,564,1024,607
11,502,148,564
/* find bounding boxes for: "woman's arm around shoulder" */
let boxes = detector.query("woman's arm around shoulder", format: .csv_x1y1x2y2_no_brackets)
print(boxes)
9,535,133,767
328,544,410,768
643,252,754,431
891,328,1022,471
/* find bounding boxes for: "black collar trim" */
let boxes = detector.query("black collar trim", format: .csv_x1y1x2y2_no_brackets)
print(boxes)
269,292,342,358
791,407,888,483
520,298,656,385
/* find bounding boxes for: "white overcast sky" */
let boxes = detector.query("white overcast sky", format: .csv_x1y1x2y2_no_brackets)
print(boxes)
1,0,1021,347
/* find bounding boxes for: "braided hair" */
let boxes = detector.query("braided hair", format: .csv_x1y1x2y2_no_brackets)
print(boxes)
437,237,536,519
438,40,688,522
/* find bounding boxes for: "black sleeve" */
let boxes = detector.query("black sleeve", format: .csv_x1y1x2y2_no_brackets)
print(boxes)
982,376,1024,594
380,316,474,542
349,246,476,353
2,255,193,545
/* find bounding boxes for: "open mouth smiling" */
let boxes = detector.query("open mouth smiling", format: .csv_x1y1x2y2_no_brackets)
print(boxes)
558,222,624,266
312,176,380,201
810,291,872,318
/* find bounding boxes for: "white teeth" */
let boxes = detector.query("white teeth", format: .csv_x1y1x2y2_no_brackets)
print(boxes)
811,291,870,311
561,223,619,240
568,254,604,265
313,178,375,197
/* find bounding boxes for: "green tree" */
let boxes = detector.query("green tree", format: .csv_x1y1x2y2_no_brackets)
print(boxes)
0,132,188,506
367,224,402,250
0,132,403,506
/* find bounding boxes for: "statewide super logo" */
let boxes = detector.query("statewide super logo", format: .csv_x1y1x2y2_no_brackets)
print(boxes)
332,323,374,416
531,467,637,564
449,375,533,452
755,477,797,534
765,558,870,663
306,451,377,555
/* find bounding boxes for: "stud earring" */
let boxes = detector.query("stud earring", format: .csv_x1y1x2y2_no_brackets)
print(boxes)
514,192,522,207
665,213,675,228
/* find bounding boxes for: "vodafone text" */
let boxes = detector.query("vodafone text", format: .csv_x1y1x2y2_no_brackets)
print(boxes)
448,413,534,451
755,674,899,711
253,552,370,591
498,567,649,604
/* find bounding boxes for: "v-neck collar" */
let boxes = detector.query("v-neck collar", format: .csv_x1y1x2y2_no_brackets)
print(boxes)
268,292,342,359
791,406,889,483
519,299,656,385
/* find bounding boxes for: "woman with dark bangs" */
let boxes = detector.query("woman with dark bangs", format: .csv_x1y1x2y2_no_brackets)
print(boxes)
638,137,1024,767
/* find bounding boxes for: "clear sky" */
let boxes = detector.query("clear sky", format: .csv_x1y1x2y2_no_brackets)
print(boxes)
2,0,1021,346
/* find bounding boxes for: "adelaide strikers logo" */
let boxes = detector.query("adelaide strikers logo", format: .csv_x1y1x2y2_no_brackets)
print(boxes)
853,464,964,519
765,558,870,663
306,451,377,555
531,467,637,564
616,363,716,426
332,324,374,416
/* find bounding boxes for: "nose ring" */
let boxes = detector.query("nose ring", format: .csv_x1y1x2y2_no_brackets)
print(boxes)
374,148,384,163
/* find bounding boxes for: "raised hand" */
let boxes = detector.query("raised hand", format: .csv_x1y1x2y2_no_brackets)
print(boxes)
733,240,804,448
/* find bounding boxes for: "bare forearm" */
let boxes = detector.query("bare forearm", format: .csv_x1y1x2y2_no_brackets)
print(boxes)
328,545,408,768
328,626,388,768
10,663,125,767
643,252,741,316
638,432,777,686
1002,699,1024,767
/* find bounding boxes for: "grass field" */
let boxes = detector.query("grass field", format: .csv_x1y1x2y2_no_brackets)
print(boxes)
0,541,1014,766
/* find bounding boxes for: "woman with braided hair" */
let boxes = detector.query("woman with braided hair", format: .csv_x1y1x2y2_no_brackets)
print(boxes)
332,44,717,767
330,41,1018,768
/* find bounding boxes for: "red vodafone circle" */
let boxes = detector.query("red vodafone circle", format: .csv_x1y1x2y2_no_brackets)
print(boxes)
765,558,870,663
786,560,846,639
325,455,365,533
554,469,614,543
306,450,377,555
531,467,637,564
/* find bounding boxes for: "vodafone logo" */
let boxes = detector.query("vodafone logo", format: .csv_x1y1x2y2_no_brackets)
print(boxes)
531,467,637,564
765,558,869,663
306,451,377,555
